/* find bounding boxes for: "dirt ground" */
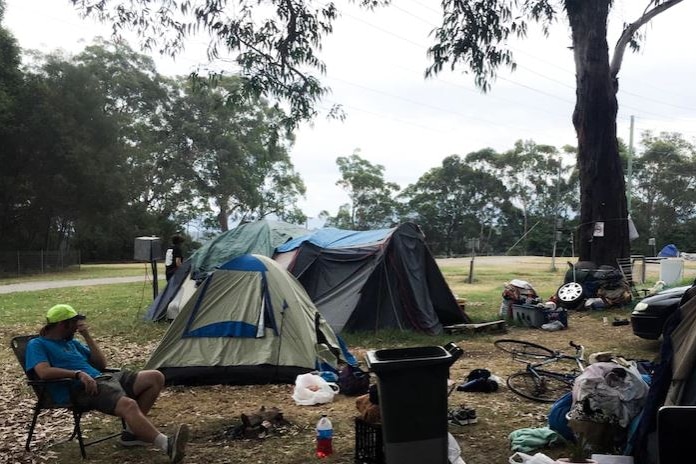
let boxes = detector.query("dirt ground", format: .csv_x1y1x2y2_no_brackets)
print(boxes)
0,308,659,464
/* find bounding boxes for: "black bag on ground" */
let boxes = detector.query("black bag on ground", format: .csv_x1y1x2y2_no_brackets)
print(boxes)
338,364,370,396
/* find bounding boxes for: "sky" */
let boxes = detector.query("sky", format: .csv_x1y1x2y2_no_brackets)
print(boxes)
4,0,696,225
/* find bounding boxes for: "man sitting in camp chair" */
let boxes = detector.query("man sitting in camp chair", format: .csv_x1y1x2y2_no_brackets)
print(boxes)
25,304,189,463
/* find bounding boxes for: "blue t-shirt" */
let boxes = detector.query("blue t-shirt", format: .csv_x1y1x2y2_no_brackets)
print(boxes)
25,337,102,404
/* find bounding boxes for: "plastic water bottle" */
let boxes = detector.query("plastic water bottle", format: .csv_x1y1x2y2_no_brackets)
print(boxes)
315,414,333,458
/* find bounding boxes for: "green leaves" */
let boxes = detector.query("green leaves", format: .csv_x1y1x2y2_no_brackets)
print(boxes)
426,0,537,91
169,75,305,230
329,151,400,230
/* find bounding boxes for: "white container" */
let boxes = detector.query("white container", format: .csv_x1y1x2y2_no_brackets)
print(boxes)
659,258,684,285
590,455,634,464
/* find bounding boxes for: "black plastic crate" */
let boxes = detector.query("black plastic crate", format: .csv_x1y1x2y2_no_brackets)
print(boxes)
354,418,384,464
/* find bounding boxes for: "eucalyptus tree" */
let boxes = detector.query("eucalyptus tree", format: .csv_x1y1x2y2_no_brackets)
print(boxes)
631,132,696,250
15,53,126,254
73,41,190,223
330,151,400,230
427,0,684,264
68,0,684,264
0,0,25,249
169,76,306,231
400,154,510,256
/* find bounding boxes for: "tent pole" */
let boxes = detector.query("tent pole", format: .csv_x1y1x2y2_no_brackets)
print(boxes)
382,258,403,331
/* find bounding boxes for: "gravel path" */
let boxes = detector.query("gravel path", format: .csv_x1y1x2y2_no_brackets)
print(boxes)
0,276,157,294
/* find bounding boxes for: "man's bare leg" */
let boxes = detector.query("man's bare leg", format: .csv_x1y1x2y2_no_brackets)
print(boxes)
114,396,160,442
131,370,165,414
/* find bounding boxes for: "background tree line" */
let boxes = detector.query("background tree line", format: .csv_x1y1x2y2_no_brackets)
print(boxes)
1,7,694,261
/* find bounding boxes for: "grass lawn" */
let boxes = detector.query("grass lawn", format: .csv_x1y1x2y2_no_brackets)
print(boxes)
0,256,692,463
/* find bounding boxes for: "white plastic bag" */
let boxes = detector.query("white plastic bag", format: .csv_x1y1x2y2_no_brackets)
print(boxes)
508,451,556,464
447,432,466,464
292,373,340,406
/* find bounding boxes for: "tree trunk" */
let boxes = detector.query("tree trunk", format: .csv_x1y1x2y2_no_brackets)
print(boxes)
217,200,229,231
567,0,629,266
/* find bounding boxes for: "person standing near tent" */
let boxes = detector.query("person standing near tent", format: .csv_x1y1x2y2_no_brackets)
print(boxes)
165,234,185,282
25,304,189,463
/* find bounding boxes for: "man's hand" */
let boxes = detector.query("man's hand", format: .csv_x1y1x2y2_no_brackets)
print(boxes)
77,371,98,395
76,320,90,337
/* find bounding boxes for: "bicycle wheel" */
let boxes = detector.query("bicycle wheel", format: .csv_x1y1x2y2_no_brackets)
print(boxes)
506,371,571,403
494,339,555,360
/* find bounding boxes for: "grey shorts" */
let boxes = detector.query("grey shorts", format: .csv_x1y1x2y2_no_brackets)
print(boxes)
72,370,138,415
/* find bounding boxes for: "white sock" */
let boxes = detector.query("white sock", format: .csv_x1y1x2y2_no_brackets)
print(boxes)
154,433,168,452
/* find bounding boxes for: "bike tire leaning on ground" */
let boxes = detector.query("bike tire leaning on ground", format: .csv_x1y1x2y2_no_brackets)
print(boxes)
506,371,572,403
494,339,556,360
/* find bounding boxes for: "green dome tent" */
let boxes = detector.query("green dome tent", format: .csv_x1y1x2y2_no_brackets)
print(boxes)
144,219,307,321
145,254,346,385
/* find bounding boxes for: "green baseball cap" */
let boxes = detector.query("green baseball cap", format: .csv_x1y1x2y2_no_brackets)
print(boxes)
46,304,85,324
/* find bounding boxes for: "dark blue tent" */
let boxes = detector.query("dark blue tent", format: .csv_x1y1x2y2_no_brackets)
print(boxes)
276,223,465,335
658,244,679,258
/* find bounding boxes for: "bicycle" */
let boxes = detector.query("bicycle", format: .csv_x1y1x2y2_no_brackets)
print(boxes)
494,339,586,403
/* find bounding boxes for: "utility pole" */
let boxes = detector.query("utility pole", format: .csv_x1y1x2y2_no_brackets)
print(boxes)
467,238,479,284
551,157,562,272
627,115,635,215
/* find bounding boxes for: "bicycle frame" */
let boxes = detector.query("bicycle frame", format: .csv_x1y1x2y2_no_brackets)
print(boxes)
525,363,577,387
515,348,586,399
517,352,586,374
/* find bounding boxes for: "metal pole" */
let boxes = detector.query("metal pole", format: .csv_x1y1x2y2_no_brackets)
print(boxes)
551,157,562,271
151,259,159,299
468,245,476,284
627,115,635,215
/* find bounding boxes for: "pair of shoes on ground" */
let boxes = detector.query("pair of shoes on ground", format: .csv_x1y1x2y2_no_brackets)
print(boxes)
457,377,499,393
119,424,189,463
448,407,477,426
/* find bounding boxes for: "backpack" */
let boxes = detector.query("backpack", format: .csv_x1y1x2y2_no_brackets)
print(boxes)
547,391,574,441
338,364,370,396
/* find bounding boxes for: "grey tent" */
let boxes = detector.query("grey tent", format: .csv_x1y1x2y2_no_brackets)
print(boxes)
144,219,307,321
191,219,308,280
145,254,346,385
274,222,465,334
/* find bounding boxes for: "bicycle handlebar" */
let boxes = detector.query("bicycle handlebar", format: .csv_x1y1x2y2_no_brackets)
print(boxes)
569,341,585,362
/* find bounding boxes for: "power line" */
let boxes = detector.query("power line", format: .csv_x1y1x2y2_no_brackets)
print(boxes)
496,75,575,105
509,44,696,107
325,75,538,135
317,100,450,134
620,89,696,112
386,62,573,120
402,0,442,16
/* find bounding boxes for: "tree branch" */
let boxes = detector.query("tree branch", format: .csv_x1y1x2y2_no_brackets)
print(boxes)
611,0,683,78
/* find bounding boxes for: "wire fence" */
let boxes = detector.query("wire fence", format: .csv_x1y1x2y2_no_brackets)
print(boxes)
0,250,81,277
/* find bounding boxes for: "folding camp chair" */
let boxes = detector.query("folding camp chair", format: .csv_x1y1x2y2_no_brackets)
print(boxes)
10,335,124,458
616,257,650,299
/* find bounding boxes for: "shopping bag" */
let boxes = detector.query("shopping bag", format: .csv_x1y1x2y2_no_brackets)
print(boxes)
292,373,340,406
